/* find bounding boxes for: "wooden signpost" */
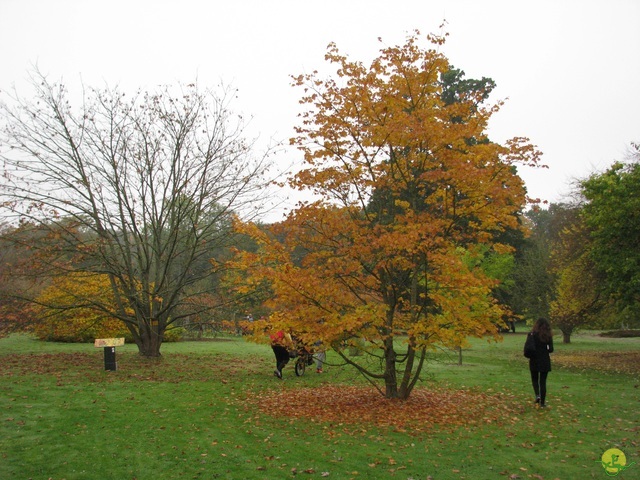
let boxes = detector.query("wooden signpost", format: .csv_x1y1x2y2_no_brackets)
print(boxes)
94,338,125,371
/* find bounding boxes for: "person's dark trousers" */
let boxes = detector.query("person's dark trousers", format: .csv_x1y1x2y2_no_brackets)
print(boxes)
272,345,289,374
530,370,549,405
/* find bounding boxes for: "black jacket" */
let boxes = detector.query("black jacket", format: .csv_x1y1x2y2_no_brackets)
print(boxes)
528,333,553,373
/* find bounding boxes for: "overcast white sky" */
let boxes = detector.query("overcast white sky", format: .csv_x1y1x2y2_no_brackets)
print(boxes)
1,0,639,221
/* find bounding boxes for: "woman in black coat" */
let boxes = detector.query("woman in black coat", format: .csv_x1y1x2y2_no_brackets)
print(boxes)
526,318,554,407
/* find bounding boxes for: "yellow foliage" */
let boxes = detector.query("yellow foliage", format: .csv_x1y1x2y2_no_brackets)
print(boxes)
549,218,601,331
33,272,130,342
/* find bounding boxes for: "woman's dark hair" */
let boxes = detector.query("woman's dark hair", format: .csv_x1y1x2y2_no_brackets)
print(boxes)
532,317,553,343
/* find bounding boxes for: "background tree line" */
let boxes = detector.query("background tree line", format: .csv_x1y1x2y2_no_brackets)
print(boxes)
512,145,640,342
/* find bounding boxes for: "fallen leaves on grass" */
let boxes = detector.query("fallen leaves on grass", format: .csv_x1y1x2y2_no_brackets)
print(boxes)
250,385,523,434
0,351,268,384
0,353,96,380
554,351,640,375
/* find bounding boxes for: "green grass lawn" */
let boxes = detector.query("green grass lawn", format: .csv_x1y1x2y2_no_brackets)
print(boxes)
0,331,638,480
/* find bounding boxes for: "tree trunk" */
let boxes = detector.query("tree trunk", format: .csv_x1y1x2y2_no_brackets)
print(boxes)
141,329,163,357
561,328,572,344
398,344,417,399
129,319,163,357
383,336,399,398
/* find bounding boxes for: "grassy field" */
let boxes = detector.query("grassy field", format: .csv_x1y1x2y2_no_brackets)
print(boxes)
0,330,638,480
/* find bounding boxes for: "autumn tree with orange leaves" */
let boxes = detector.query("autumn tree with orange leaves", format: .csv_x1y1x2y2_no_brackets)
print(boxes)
234,31,542,399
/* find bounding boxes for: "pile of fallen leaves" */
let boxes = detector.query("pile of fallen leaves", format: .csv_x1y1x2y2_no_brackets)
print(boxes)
554,350,640,375
250,385,524,435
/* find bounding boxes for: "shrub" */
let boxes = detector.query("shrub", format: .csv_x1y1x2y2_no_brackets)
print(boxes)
33,272,131,343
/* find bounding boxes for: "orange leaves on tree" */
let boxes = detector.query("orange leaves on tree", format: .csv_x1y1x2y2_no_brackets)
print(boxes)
234,31,543,399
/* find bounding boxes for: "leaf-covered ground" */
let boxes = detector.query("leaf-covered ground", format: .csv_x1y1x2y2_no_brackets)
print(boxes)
0,350,262,383
2,338,638,480
251,385,525,435
3,347,637,438
553,350,640,375
0,351,527,436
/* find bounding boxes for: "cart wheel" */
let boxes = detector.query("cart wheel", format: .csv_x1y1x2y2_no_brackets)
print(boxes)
295,357,306,376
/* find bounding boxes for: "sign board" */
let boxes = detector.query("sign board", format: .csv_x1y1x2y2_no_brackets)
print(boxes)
94,338,125,348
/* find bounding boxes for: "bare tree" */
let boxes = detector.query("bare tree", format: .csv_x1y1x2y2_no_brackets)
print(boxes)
0,71,273,356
